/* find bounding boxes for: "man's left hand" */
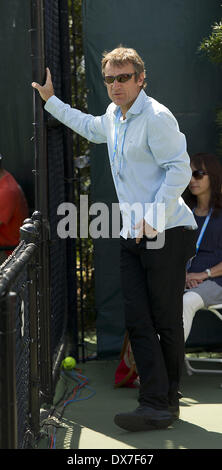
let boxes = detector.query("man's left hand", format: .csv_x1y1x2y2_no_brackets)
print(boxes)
134,218,158,244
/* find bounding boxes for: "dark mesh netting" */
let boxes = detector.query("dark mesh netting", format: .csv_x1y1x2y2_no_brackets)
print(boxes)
44,0,68,357
0,0,77,449
14,268,30,448
0,245,34,449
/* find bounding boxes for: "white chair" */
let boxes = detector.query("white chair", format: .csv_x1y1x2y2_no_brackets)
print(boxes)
185,304,222,375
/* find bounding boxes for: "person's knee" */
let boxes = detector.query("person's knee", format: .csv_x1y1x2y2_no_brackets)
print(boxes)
183,290,204,341
183,290,204,313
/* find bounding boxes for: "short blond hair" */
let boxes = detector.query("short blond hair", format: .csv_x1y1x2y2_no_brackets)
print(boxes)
101,46,147,89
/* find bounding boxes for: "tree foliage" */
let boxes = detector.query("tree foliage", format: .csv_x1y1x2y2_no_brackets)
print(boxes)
199,21,222,64
199,16,222,157
68,0,96,332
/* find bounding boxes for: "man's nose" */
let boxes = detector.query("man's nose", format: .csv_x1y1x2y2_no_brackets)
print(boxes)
112,78,121,89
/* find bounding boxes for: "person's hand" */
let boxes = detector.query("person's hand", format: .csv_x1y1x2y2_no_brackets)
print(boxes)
185,271,207,289
134,218,158,244
32,67,54,102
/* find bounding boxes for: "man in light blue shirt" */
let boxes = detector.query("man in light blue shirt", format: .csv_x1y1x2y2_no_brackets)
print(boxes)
32,46,197,431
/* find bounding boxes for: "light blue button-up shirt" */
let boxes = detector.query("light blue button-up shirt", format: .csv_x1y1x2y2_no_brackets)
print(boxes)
45,89,197,238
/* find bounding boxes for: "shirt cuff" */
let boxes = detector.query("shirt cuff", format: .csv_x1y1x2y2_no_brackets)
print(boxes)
144,203,166,232
44,95,62,113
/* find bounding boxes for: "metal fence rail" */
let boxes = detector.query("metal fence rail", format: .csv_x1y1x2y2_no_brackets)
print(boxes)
0,213,40,448
0,0,79,448
0,211,70,448
30,0,77,397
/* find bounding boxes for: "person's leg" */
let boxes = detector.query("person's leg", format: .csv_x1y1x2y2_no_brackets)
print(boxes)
183,280,222,341
120,237,169,410
139,227,197,410
114,228,196,431
183,291,204,342
114,237,173,431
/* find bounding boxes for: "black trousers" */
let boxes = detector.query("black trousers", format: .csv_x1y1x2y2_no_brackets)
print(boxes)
120,226,197,410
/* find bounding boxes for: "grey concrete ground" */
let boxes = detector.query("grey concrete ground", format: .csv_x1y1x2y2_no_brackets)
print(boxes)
38,358,222,450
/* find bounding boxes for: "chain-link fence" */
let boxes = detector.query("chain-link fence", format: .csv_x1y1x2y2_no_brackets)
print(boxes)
0,213,41,448
0,209,73,449
0,0,79,448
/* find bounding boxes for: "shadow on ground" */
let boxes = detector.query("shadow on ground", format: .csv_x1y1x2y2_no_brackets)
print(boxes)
37,358,222,450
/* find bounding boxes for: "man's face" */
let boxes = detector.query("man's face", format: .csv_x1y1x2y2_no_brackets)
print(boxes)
104,61,144,113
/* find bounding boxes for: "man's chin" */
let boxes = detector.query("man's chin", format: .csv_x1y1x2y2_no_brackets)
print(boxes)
112,95,125,105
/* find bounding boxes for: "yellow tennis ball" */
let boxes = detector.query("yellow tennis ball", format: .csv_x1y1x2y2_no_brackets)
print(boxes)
62,356,76,370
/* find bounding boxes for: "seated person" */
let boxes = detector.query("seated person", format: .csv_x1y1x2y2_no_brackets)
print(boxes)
182,153,222,342
0,153,28,264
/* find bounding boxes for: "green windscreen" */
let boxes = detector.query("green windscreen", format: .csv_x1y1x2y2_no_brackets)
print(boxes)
82,0,222,356
0,0,34,209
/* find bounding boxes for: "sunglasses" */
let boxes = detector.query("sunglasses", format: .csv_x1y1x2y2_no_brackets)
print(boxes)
104,72,137,84
192,169,208,180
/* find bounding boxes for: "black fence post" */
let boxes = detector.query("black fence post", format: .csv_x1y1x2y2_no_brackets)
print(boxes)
20,217,40,439
38,218,53,403
59,0,79,362
0,292,18,449
28,256,40,438
30,0,53,404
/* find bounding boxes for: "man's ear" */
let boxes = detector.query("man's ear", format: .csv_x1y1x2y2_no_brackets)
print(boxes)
137,72,145,88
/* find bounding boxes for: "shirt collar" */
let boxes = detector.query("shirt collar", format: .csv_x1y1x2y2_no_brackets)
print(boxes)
113,89,147,118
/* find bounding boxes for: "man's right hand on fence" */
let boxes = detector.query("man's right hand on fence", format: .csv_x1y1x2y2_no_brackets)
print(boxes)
32,67,54,102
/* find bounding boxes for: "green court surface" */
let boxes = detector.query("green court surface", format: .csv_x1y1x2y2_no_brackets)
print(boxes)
37,355,222,450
